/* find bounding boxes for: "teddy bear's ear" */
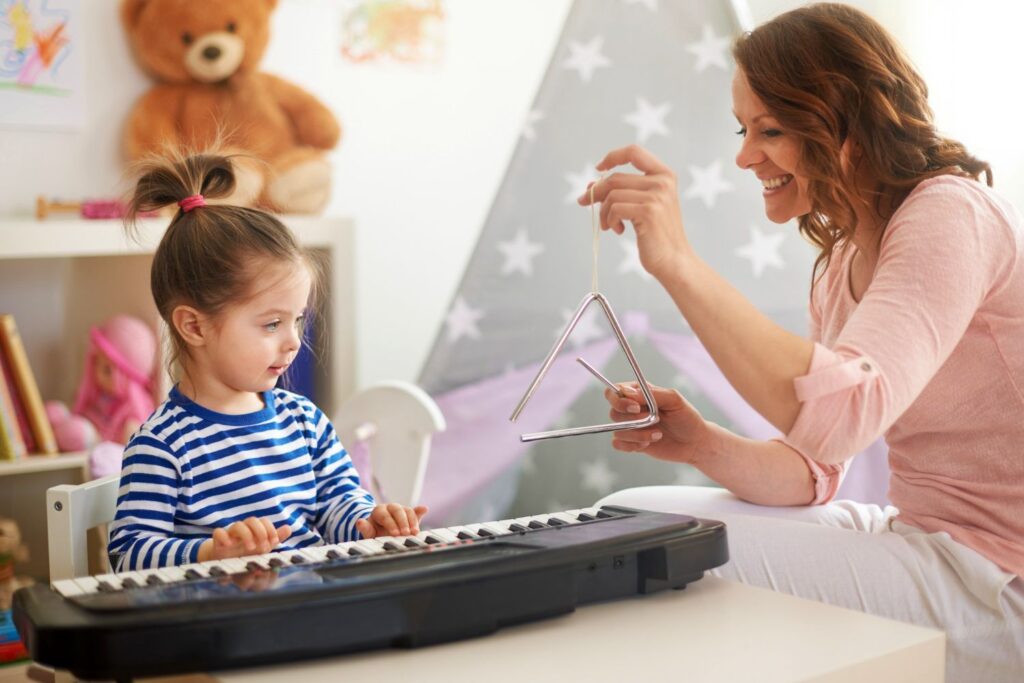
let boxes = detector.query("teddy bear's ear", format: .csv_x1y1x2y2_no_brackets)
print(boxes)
120,0,149,30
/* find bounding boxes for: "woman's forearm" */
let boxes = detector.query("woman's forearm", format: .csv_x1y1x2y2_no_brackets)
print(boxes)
659,254,814,433
693,422,815,506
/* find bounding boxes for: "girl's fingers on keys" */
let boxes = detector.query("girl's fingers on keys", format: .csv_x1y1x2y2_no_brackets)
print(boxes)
229,521,256,552
385,503,411,535
355,517,376,539
212,527,233,548
259,517,278,551
371,506,400,536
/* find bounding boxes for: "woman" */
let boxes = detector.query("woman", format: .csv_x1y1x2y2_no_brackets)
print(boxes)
579,4,1022,680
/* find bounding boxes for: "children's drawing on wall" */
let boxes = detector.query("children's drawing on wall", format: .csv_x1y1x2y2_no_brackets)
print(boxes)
0,0,84,129
340,0,445,65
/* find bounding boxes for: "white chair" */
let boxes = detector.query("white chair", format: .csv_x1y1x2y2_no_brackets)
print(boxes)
46,474,120,583
332,380,445,507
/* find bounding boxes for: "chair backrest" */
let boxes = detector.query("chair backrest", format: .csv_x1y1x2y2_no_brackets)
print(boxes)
333,381,445,507
46,473,120,582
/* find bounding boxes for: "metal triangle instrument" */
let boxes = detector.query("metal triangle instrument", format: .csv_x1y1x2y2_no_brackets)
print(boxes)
509,291,658,442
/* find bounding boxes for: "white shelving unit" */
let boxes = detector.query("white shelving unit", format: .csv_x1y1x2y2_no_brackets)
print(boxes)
0,452,88,477
0,214,355,578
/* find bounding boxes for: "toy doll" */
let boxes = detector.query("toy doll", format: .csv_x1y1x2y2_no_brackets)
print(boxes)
45,315,157,452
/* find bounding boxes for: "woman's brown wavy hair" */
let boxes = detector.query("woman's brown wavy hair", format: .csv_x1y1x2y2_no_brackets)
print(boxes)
732,3,992,281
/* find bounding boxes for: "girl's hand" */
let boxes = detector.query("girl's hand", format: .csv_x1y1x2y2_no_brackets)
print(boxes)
356,503,429,539
577,144,694,281
198,517,292,562
605,381,714,465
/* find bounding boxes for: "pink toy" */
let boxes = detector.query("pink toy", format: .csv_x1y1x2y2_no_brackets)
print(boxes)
45,315,158,452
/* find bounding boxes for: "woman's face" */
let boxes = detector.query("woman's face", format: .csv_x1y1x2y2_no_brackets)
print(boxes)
732,69,812,223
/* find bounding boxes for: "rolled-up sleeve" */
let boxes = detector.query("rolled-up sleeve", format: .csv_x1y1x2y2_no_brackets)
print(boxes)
783,178,1012,464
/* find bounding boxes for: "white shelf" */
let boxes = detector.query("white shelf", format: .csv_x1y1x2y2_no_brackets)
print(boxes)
0,215,350,259
0,452,88,477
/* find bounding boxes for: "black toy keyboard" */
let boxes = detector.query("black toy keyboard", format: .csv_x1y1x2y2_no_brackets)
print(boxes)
13,505,727,680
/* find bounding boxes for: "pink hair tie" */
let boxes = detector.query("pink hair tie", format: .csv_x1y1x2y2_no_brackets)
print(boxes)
178,194,207,212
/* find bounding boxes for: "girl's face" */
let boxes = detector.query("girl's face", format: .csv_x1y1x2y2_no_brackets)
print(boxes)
202,261,311,403
732,69,812,223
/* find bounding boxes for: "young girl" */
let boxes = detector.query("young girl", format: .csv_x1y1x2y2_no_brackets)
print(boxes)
581,3,1022,681
107,152,425,572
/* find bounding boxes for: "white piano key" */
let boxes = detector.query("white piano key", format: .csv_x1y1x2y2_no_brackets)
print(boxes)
211,558,246,574
297,546,331,562
178,562,211,578
543,512,579,525
428,528,460,543
354,539,388,554
52,579,85,597
239,555,272,570
72,576,102,594
92,573,124,591
442,526,476,540
476,522,512,537
415,530,444,544
154,566,188,583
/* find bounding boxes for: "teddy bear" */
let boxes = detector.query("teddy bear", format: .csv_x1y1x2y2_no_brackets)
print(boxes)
120,0,341,214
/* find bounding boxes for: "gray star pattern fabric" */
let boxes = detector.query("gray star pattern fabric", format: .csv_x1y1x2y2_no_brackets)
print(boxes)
418,0,818,520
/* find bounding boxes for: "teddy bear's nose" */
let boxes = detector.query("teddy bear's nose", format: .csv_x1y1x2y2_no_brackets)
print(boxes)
202,45,222,61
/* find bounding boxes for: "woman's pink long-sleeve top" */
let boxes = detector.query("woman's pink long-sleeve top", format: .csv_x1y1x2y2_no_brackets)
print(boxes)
782,175,1024,577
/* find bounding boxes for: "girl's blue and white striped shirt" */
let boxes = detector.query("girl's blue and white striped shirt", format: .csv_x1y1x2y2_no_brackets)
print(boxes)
108,386,375,572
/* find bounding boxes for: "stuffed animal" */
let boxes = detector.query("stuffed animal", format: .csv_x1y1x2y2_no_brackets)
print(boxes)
44,315,157,452
120,0,341,214
0,518,29,611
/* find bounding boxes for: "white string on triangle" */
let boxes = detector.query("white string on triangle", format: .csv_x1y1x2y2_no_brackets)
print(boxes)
589,173,608,294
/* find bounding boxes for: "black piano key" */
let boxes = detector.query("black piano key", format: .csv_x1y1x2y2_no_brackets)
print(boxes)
120,578,139,589
404,538,422,548
527,520,548,530
424,536,442,545
508,523,528,533
456,531,477,540
546,517,566,526
382,542,402,552
477,528,495,537
145,575,164,586
184,569,203,580
246,561,263,572
209,566,227,577
290,555,305,565
97,581,116,592
596,510,614,519
348,547,364,557
326,549,342,560
576,513,596,522
268,557,285,568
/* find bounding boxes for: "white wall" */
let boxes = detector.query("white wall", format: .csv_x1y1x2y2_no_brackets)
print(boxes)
1,0,1020,392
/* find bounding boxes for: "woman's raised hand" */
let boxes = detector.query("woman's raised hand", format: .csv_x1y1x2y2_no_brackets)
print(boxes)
577,144,693,281
605,381,713,465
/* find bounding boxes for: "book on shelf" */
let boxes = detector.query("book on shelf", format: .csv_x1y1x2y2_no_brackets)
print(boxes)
0,314,57,455
0,350,33,455
0,363,27,460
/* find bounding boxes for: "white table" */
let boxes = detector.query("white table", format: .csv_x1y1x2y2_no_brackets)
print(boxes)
217,576,945,683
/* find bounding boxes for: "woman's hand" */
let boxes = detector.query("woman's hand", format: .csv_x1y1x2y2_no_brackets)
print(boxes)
356,503,429,539
198,517,292,562
605,381,715,465
577,144,694,281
